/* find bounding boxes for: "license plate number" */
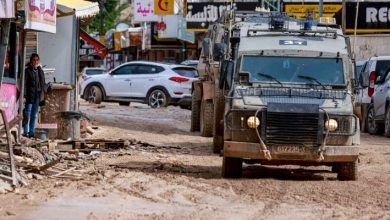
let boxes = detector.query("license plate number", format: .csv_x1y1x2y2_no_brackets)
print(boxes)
274,146,309,154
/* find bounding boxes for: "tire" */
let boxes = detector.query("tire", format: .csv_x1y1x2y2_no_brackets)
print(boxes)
190,83,201,132
119,102,130,106
88,86,102,104
337,161,358,181
222,157,242,178
200,99,214,137
384,105,390,137
213,87,225,154
148,89,168,109
367,104,383,135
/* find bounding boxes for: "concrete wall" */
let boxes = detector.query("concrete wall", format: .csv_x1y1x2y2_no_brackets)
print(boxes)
38,16,76,84
350,35,390,61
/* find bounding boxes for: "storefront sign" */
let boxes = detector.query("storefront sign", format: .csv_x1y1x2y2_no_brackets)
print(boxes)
158,15,180,38
154,0,174,15
284,3,342,19
25,0,57,33
114,32,121,51
0,0,15,18
345,2,390,33
177,17,195,44
185,1,258,32
129,28,143,48
0,83,18,123
133,0,159,22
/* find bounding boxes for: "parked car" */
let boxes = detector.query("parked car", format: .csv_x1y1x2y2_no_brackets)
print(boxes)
79,67,106,85
354,56,390,132
367,67,390,136
80,61,198,108
180,60,199,68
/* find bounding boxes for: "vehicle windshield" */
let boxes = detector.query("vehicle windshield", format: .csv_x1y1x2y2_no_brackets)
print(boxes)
241,56,345,85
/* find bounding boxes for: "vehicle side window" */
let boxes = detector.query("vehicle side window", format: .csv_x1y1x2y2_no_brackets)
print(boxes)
111,65,136,75
135,65,164,74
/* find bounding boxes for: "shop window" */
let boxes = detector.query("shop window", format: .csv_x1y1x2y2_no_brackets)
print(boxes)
2,22,17,84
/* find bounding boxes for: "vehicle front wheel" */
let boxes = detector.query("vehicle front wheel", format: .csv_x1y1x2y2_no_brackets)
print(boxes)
222,157,243,178
88,86,102,104
337,161,358,181
148,89,168,109
384,105,390,137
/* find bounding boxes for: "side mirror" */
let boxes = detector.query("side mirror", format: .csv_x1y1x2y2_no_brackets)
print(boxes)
219,60,234,90
238,71,250,84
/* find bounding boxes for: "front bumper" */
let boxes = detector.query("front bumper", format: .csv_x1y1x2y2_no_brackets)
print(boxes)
224,141,359,162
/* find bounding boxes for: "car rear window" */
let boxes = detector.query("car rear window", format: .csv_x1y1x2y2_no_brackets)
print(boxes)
376,60,390,77
86,69,104,75
172,67,199,78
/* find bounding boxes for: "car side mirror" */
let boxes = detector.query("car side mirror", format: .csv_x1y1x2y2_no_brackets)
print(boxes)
238,71,250,85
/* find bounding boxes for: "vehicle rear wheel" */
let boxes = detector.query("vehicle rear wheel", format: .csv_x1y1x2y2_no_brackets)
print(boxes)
337,161,358,181
222,157,242,178
213,86,225,154
190,83,201,132
88,86,102,104
367,104,383,134
200,99,214,137
384,105,390,137
148,89,168,109
119,101,130,106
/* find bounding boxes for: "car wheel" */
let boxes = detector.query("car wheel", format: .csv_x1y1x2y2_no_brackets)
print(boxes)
384,105,390,137
222,157,243,178
88,86,102,104
337,161,358,181
119,102,130,106
148,89,168,108
213,86,225,154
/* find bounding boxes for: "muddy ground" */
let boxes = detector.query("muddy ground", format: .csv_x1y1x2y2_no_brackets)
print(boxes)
0,102,389,220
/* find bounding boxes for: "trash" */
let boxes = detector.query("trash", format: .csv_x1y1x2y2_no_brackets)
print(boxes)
89,151,101,156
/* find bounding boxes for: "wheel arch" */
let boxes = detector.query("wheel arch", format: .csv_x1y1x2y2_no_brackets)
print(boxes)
84,82,107,100
146,86,171,100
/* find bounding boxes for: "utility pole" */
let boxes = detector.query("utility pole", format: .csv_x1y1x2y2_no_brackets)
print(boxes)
342,0,346,33
319,0,323,17
98,0,105,36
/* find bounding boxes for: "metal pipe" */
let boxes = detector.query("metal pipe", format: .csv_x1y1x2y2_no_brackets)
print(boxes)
18,31,27,142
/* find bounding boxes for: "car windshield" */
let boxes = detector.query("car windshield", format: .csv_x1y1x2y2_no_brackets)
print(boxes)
241,56,345,85
86,69,104,75
172,67,199,78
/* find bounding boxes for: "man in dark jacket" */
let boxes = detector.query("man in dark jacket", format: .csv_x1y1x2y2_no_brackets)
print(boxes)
23,53,46,138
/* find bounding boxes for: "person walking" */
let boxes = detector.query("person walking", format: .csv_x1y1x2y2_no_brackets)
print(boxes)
23,53,46,138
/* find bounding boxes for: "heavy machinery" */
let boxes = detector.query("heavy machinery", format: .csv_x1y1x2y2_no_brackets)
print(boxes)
191,11,360,180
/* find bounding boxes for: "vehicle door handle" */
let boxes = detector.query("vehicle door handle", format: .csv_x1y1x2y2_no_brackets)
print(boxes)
148,79,154,81
124,79,131,82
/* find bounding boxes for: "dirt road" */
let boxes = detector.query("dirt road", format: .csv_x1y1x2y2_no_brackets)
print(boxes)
0,102,389,219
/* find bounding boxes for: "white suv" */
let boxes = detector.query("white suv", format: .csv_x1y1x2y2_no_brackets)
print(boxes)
355,56,390,132
80,61,198,108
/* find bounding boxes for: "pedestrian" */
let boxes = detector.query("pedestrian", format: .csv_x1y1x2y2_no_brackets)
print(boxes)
23,53,46,138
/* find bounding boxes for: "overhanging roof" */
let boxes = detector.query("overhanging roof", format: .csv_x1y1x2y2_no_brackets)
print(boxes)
57,0,100,18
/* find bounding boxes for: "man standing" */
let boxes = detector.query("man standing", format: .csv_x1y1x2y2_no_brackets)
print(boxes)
23,53,46,138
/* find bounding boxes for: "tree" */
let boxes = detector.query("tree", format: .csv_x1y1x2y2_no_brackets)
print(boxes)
88,0,120,34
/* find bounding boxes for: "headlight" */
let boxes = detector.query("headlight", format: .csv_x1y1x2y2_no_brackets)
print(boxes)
247,116,260,129
325,119,338,131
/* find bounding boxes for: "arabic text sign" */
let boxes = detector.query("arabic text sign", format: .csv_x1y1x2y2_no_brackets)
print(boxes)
25,0,56,33
133,0,159,22
0,0,15,18
154,0,174,15
345,2,390,33
284,3,342,19
186,1,258,31
158,15,179,38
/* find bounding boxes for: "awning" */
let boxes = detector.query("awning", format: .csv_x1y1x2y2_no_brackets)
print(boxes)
57,0,100,18
80,28,108,58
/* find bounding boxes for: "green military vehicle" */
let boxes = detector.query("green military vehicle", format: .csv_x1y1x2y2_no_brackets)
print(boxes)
193,12,360,180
